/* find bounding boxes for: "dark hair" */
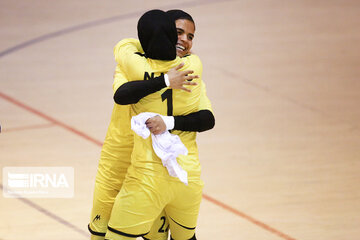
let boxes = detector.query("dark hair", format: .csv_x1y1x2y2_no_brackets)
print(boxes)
137,9,177,60
166,9,195,29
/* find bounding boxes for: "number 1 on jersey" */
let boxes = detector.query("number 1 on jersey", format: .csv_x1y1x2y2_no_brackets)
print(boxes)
161,89,173,116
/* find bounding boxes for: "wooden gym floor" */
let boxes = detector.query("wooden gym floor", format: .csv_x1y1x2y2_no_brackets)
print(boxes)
1,0,360,239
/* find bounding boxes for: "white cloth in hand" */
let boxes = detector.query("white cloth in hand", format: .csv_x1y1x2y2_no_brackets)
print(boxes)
131,112,188,185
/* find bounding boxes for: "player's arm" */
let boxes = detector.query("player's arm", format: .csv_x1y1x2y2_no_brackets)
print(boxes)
174,110,215,132
173,80,214,132
114,72,215,135
113,38,168,104
113,77,166,104
113,61,214,133
147,56,214,134
113,38,198,104
172,57,214,132
113,40,213,132
146,110,215,134
146,81,215,134
113,63,198,105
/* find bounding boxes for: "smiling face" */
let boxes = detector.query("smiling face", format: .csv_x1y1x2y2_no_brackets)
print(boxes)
175,19,195,57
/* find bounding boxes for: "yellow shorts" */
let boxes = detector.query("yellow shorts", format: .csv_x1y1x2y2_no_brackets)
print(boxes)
88,150,169,240
106,168,204,240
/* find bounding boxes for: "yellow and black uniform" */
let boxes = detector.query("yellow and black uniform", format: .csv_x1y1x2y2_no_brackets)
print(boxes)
114,38,210,180
105,37,212,240
91,10,214,240
89,41,214,240
88,72,134,239
88,45,170,240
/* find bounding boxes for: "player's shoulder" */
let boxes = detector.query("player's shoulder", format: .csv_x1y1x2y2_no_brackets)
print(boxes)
113,38,143,55
114,38,139,48
181,53,203,70
183,52,200,60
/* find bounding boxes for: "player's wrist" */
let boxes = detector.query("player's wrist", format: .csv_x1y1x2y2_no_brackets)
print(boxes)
160,115,174,130
164,74,170,87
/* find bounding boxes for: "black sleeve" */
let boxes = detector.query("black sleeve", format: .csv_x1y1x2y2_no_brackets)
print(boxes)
174,110,215,132
113,75,166,105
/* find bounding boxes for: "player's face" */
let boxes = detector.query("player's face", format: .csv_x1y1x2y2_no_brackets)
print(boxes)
175,19,195,57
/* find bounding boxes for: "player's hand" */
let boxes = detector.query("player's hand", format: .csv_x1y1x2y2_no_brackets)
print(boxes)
145,115,167,135
167,63,198,92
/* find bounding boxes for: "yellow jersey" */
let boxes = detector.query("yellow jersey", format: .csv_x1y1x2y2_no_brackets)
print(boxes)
113,38,212,181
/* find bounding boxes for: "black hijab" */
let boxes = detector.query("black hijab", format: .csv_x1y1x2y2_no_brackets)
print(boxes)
137,9,177,60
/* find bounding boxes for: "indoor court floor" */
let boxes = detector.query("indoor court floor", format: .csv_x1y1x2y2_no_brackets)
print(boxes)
1,0,360,239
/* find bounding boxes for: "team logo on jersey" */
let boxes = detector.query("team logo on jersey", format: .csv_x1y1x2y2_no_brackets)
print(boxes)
93,214,101,222
143,71,164,81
